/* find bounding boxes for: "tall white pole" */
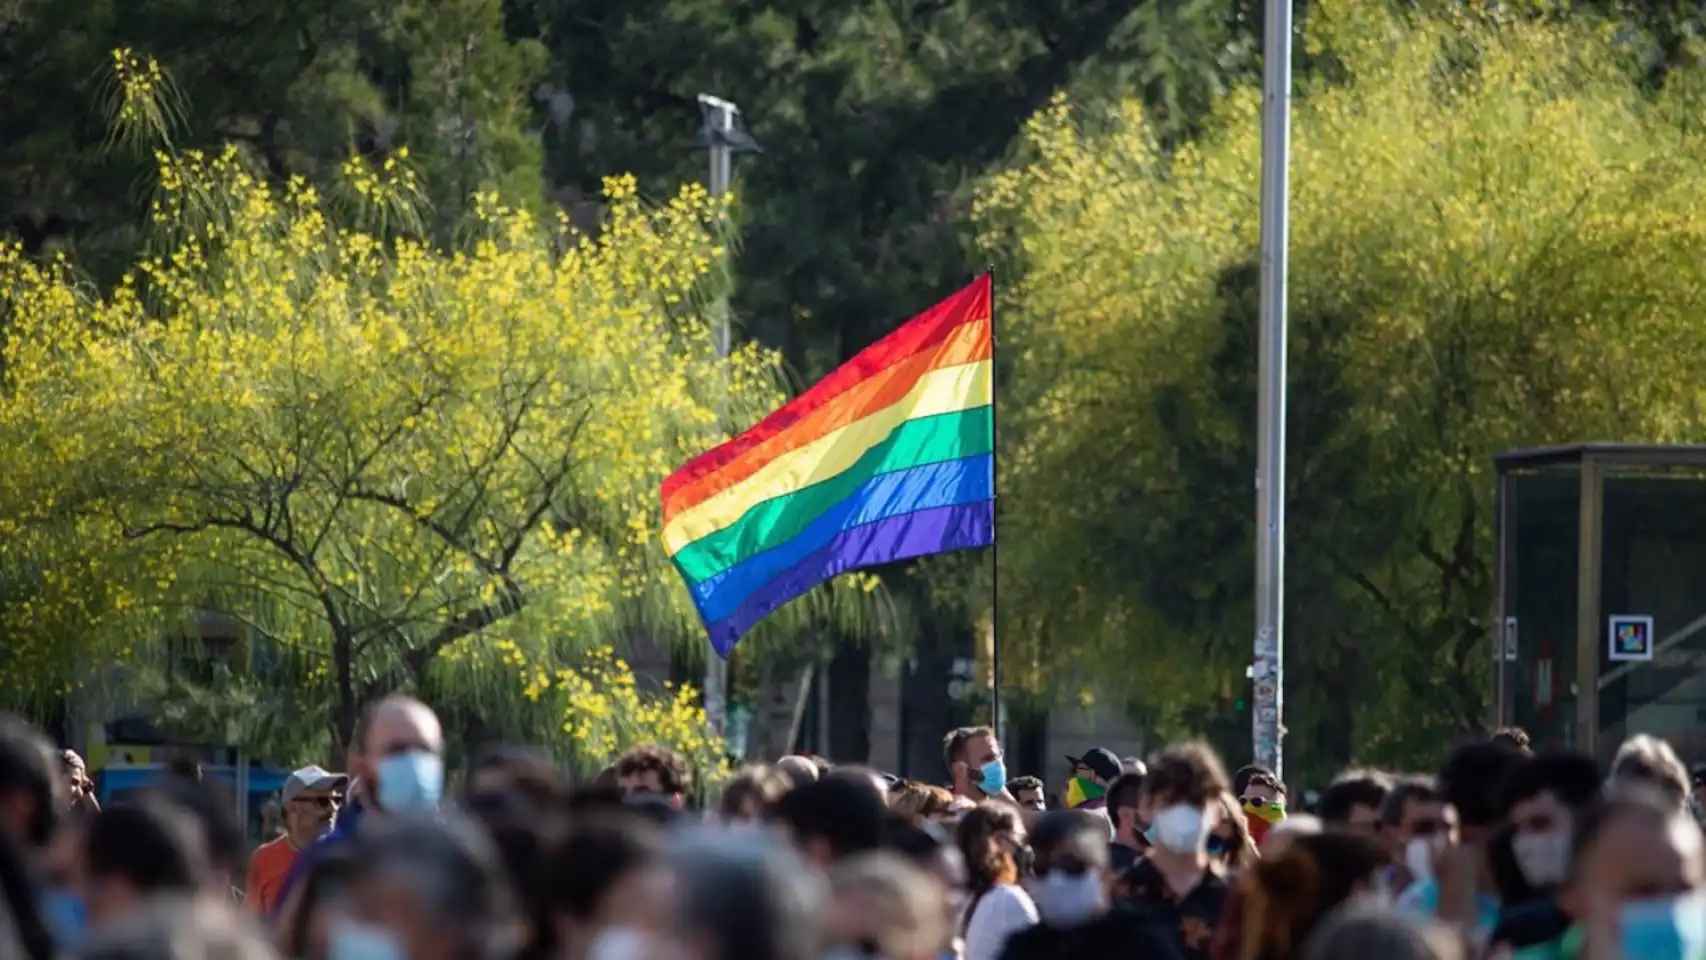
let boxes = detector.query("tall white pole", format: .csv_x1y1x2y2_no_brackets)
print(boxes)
1253,0,1292,778
700,94,737,737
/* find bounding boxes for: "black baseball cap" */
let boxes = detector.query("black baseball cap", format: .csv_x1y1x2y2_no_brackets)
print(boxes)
1066,748,1122,781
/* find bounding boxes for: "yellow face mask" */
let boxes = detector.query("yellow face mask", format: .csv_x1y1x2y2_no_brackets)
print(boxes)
1065,775,1105,809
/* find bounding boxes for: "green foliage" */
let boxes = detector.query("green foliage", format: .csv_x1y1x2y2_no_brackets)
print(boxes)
976,1,1706,782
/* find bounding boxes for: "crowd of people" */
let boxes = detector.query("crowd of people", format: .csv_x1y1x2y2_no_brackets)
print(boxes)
0,701,1703,960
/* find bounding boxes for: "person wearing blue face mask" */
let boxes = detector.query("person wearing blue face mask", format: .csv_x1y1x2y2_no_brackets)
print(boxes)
943,726,1018,809
271,695,445,937
1513,789,1706,960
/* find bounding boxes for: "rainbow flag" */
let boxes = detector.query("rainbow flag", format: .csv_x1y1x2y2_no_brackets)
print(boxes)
662,276,996,655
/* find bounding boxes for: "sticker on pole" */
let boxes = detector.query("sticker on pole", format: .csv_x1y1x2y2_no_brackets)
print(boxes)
1609,615,1655,662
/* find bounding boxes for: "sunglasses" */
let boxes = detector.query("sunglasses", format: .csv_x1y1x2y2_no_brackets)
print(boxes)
291,795,339,809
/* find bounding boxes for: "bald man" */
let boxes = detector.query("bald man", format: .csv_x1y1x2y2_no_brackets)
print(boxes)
268,695,444,937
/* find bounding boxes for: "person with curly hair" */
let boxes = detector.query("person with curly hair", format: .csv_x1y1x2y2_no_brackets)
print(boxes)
615,744,691,810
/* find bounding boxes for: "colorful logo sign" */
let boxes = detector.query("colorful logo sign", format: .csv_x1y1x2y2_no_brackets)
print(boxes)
1609,615,1654,662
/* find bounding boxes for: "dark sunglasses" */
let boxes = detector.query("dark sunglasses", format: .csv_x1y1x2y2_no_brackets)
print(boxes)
290,795,339,809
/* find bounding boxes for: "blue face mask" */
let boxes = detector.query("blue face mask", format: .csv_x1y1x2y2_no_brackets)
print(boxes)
329,919,406,960
375,749,443,814
1620,892,1706,960
978,759,1007,796
38,886,87,951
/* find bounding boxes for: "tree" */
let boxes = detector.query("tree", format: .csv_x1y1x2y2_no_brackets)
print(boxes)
0,0,546,276
0,55,883,750
974,1,1706,781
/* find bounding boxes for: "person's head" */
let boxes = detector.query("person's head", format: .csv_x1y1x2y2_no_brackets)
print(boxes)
1236,764,1283,803
942,726,1002,798
1026,811,1111,928
775,755,819,790
774,771,886,868
1263,813,1324,860
280,764,348,848
1066,748,1122,789
1138,741,1229,858
82,802,208,929
468,744,560,809
880,814,967,944
339,813,523,960
1319,772,1390,840
546,812,668,960
354,695,446,816
823,853,948,960
956,802,1027,896
1378,778,1449,856
1210,791,1256,874
1439,741,1523,845
890,782,956,822
145,777,244,897
1491,727,1533,756
1301,902,1465,960
615,744,690,810
0,715,58,853
719,765,790,824
1499,750,1601,892
1107,772,1147,846
661,827,825,960
62,749,93,806
1008,776,1045,812
1560,789,1706,930
1246,832,1388,960
1609,734,1691,813
76,895,278,960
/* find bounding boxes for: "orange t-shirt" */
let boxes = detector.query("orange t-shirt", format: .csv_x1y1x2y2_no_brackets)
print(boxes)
245,835,299,914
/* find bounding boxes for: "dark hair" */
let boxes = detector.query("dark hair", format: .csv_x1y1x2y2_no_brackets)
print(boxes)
467,790,566,960
1440,742,1523,828
615,743,690,797
1492,727,1533,754
956,802,1024,899
1142,741,1230,806
881,813,952,866
1008,776,1044,795
774,773,885,861
547,812,661,920
1320,775,1391,826
0,814,54,960
942,727,995,773
470,744,562,809
1499,751,1601,816
1247,832,1388,960
720,765,791,821
1108,772,1146,812
1378,778,1440,827
85,801,207,894
350,814,522,957
1236,764,1285,797
146,777,244,879
287,846,360,958
1031,811,1109,873
669,829,824,960
0,715,56,848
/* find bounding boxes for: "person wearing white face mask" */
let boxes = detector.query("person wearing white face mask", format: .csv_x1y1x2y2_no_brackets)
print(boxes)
1111,741,1231,960
999,811,1183,960
1488,751,1613,953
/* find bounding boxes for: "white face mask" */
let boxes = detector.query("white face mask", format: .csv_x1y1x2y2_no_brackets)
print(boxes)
588,927,656,960
1404,836,1441,884
1031,869,1105,928
1150,803,1209,855
1512,830,1570,889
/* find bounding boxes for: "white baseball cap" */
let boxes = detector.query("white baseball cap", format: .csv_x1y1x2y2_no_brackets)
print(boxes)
282,765,349,803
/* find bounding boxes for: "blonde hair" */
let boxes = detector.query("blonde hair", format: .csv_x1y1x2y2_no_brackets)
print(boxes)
1611,734,1691,809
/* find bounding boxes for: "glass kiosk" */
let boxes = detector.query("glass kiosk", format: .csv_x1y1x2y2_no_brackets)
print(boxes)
1495,445,1706,762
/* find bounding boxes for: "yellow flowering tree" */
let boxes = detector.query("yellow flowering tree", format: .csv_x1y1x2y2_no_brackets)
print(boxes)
0,51,869,751
975,2,1706,776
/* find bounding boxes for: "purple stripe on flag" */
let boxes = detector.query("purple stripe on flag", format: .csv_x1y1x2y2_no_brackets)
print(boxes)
703,500,994,656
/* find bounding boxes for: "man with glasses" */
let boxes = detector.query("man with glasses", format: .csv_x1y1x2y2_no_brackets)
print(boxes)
246,764,346,914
